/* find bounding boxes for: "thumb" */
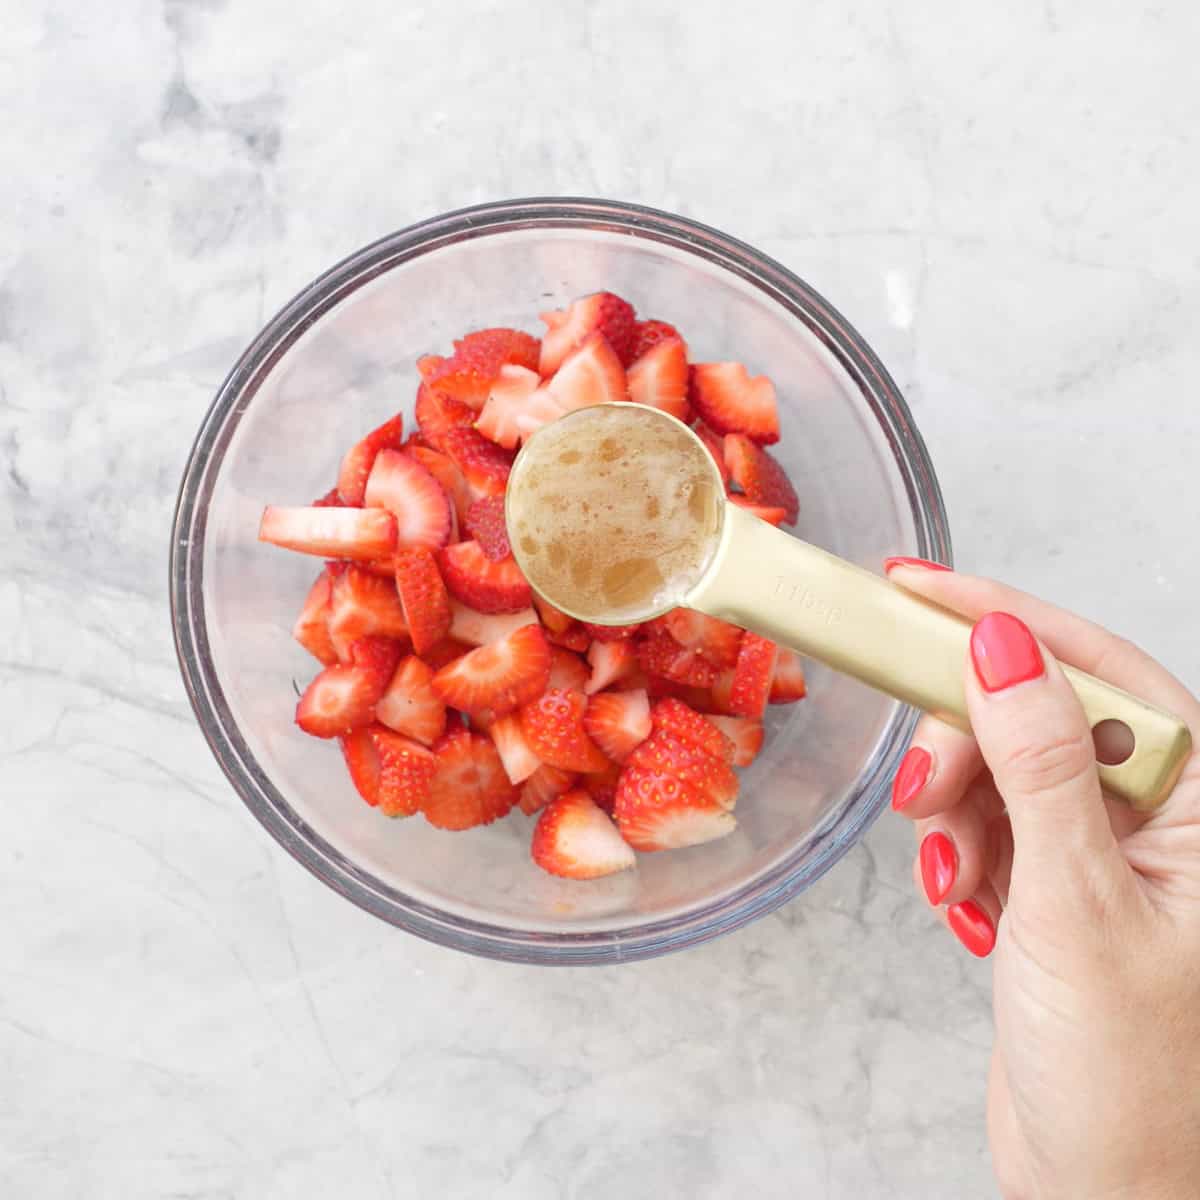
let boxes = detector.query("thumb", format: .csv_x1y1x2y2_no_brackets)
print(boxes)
965,611,1118,878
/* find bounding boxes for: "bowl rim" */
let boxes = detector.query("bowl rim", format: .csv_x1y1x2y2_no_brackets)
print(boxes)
170,196,952,965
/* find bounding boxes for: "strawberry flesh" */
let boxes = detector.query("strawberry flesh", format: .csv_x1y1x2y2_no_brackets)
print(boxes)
531,790,636,879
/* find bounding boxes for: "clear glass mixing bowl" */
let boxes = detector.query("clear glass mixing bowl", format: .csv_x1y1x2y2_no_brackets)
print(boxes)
170,198,951,964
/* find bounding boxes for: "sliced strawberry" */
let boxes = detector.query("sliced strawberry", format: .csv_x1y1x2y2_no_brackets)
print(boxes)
371,726,438,817
690,362,780,445
547,624,592,653
440,426,514,501
613,767,736,851
539,291,637,373
473,364,552,448
489,714,543,784
463,495,511,561
449,601,539,646
583,689,652,764
518,763,577,816
729,496,788,525
770,647,808,703
414,383,476,450
337,413,405,505
709,668,737,715
362,450,452,551
340,726,382,806
580,757,622,813
376,655,447,746
627,337,690,422
631,319,684,360
584,639,638,694
408,445,471,528
723,434,799,523
627,731,738,810
454,326,540,368
519,688,610,773
705,715,765,767
663,609,743,669
431,623,550,716
532,594,573,635
295,636,403,738
635,628,718,687
418,637,473,671
325,564,409,660
258,506,396,562
582,622,642,643
543,332,628,411
393,547,452,656
548,646,590,692
438,540,532,613
421,728,518,830
425,328,541,411
531,790,636,879
293,568,338,665
312,487,345,507
417,354,445,381
694,422,731,487
650,697,735,763
729,632,778,719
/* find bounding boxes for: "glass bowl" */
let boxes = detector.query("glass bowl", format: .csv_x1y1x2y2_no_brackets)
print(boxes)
170,197,950,964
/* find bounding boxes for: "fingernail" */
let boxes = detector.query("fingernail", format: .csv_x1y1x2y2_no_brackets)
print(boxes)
891,746,932,810
884,556,952,573
947,900,996,958
970,611,1044,693
919,831,957,905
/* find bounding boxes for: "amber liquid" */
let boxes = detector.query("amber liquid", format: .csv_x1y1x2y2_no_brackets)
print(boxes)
507,405,723,624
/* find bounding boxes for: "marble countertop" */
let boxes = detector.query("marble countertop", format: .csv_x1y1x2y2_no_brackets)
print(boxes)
5,2,1198,1196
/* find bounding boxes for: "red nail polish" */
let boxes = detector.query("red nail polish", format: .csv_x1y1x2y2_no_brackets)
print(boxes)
970,611,1044,693
947,900,996,957
891,746,932,810
884,556,952,573
919,831,957,905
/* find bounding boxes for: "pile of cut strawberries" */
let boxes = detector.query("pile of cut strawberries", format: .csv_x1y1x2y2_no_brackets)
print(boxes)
258,291,806,880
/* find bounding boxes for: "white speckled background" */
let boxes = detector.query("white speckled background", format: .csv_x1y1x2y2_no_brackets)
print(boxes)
4,2,1198,1196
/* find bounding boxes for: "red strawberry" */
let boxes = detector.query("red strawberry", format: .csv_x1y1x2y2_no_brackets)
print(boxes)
415,382,476,450
408,445,471,527
544,332,628,411
425,328,541,411
258,506,396,562
518,763,577,816
363,450,452,550
645,674,715,712
539,291,637,373
295,636,403,738
690,362,780,445
709,668,736,715
631,319,684,360
650,697,735,763
327,564,410,660
463,495,511,561
532,594,573,635
729,496,788,525
419,637,473,671
421,728,518,830
417,354,445,381
312,487,345,507
454,326,540,368
548,646,590,692
694,422,731,487
613,767,736,851
705,715,764,767
431,623,550,716
473,364,557,448
519,688,610,773
448,601,539,646
340,726,382,806
582,622,642,643
584,639,637,694
440,426,514,501
723,435,799,524
627,337,690,422
729,633,778,719
393,548,452,656
371,726,438,817
293,568,338,665
547,624,592,653
337,413,405,505
531,790,636,879
438,540,532,613
489,714,543,784
627,731,739,810
635,628,718,687
376,655,447,746
662,609,743,669
583,689,652,763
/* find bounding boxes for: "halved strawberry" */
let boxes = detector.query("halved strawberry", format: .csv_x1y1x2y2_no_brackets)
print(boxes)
312,487,344,507
519,688,610,773
705,715,765,767
424,328,541,411
438,540,532,613
584,639,637,694
729,496,788,525
489,714,543,784
582,622,641,643
663,609,743,669
627,731,739,810
341,726,382,806
548,646,590,692
295,636,403,738
770,647,808,703
627,337,690,422
258,506,396,561
363,450,452,550
421,728,518,830
613,767,736,851
431,623,550,716
583,689,652,764
532,790,636,879
376,655,447,746
690,362,780,444
337,413,405,505
539,291,637,373
518,763,577,816
532,595,573,635
693,422,731,487
408,445,471,528
723,435,799,524
543,332,628,411
293,568,338,665
415,383,476,450
729,633,778,719
547,624,592,653
448,601,539,646
635,628,718,687
393,548,452,656
473,364,554,448
463,495,511,561
371,726,438,817
650,697,735,763
440,426,514,501
327,564,410,660
631,319,684,360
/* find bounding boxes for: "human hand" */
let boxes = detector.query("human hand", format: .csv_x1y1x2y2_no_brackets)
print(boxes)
885,560,1200,1200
